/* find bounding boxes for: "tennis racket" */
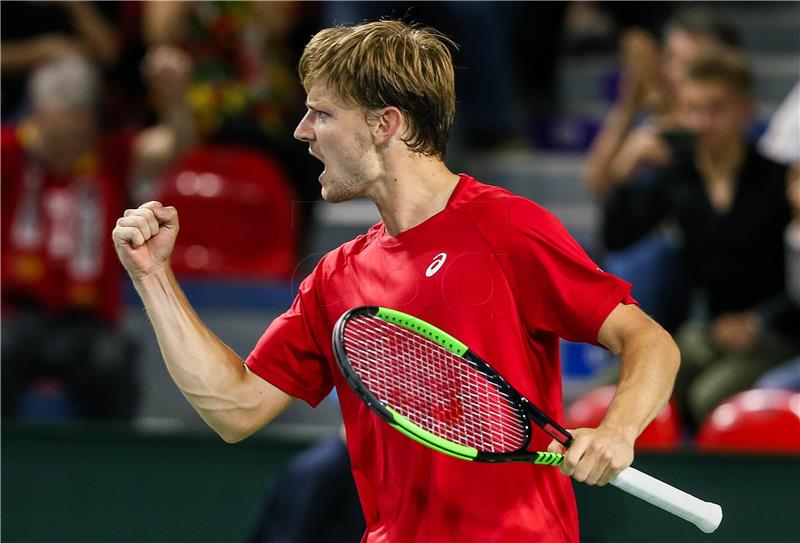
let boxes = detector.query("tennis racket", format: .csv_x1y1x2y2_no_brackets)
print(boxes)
333,306,722,533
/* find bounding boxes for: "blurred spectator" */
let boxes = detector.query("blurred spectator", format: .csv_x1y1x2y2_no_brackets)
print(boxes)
756,173,800,390
584,12,740,331
602,49,800,429
1,55,138,421
249,430,364,543
758,80,800,312
136,1,320,248
758,81,800,169
1,1,121,120
584,12,739,197
755,82,800,391
562,1,675,56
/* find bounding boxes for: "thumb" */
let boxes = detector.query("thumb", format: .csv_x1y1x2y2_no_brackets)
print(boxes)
154,205,179,228
547,439,567,454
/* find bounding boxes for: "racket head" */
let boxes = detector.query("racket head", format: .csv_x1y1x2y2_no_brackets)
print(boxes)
333,306,537,462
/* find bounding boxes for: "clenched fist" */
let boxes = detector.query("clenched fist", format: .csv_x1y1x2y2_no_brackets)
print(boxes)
112,201,179,280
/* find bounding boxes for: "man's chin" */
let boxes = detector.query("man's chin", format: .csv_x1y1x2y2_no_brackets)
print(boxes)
321,186,350,204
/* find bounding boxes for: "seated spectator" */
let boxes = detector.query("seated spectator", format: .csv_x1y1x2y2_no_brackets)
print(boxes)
755,82,800,391
1,55,139,421
583,14,739,331
602,49,800,429
751,176,800,391
585,12,739,197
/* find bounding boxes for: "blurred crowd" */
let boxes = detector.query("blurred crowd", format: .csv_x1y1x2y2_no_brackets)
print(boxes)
1,0,322,422
1,0,797,446
585,13,800,432
1,2,796,542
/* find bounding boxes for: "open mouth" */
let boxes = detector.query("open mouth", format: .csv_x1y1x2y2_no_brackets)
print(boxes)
309,148,326,181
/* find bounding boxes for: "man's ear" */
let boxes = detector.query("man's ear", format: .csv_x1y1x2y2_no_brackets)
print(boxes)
371,106,404,146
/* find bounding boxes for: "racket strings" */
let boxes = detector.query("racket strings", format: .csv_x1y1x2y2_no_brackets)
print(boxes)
343,314,527,453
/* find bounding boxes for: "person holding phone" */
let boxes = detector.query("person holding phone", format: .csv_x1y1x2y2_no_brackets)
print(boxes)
603,49,800,429
584,14,739,198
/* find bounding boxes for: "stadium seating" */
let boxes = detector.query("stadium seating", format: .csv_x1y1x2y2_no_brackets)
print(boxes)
154,145,298,280
17,377,74,422
696,389,800,453
563,385,682,450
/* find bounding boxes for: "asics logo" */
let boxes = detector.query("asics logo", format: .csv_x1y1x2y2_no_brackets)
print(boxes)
425,252,447,277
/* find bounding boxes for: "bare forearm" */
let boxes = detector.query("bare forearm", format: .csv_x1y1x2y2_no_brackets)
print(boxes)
0,42,44,72
144,1,189,45
159,100,197,156
133,268,283,440
132,103,197,190
602,324,679,441
585,103,638,198
67,2,120,66
559,304,677,485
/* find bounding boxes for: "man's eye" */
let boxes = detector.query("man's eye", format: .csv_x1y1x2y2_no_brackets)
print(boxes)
315,110,329,119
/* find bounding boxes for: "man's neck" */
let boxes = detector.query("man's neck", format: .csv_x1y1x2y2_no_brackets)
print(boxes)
696,139,746,182
365,154,461,237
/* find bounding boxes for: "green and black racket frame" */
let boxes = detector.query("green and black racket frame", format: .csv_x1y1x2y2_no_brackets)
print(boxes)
333,306,723,533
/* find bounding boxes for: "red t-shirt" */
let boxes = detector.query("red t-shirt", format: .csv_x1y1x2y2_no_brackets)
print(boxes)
1,125,130,324
247,174,635,543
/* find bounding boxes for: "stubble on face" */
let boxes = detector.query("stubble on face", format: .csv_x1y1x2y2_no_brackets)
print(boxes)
320,121,379,203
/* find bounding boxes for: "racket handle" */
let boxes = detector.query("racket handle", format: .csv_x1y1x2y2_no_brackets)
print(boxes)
610,466,722,533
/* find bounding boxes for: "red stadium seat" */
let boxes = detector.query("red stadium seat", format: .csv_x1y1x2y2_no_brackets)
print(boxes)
563,386,682,450
696,389,800,454
154,145,298,280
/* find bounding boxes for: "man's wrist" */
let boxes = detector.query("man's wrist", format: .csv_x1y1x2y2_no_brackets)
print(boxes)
132,263,174,292
598,420,638,445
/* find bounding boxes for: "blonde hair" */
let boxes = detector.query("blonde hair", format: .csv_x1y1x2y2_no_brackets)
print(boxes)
299,20,457,158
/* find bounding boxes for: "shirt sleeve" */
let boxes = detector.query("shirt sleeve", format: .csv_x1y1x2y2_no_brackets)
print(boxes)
501,197,636,344
245,268,333,407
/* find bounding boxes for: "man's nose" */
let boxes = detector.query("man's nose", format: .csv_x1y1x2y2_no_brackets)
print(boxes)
294,112,313,142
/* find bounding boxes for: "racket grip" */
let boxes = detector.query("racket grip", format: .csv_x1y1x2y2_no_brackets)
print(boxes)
610,467,722,533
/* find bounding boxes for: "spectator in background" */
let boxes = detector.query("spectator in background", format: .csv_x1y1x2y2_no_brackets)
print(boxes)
602,49,800,429
755,169,800,391
583,13,740,331
248,429,365,543
584,12,739,197
758,80,800,311
136,1,321,248
756,82,800,390
1,55,139,421
0,1,120,120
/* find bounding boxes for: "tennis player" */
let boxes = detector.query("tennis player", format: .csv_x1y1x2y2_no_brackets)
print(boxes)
113,20,680,543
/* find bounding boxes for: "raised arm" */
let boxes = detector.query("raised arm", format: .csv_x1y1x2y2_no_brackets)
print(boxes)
550,303,680,485
112,201,292,442
131,45,197,201
584,29,670,199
